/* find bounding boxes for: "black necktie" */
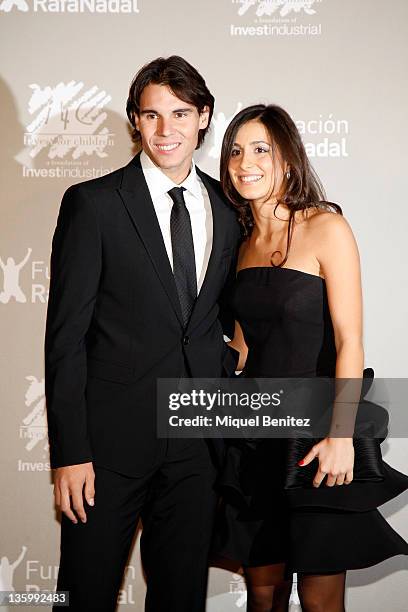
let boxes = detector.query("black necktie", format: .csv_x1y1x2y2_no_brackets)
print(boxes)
168,186,197,327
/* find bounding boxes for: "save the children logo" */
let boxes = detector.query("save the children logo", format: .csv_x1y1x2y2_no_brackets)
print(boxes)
229,574,247,608
19,81,115,179
229,0,323,37
236,0,319,17
0,0,139,13
0,0,29,10
18,375,50,472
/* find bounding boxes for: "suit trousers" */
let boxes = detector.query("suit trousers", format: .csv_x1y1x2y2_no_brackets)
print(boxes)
53,437,218,611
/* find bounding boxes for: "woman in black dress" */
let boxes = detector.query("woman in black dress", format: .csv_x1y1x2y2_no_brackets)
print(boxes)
212,104,408,611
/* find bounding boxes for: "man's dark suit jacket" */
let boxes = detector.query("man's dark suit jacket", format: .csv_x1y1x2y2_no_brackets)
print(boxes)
44,151,241,477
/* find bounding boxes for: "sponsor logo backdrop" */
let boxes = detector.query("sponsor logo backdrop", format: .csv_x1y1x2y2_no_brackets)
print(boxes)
1,1,407,609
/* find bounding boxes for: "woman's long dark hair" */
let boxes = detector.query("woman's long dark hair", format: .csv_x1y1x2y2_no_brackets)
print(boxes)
220,104,342,267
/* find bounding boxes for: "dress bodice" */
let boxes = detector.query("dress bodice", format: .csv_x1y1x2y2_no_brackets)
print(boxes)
230,266,337,377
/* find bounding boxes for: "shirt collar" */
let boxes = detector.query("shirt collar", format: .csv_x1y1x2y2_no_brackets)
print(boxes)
140,149,202,201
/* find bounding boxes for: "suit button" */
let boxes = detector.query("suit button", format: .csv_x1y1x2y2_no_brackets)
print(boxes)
183,336,190,346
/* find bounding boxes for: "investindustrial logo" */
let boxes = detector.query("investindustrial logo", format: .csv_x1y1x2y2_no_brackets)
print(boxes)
230,0,323,37
0,0,139,13
19,81,115,179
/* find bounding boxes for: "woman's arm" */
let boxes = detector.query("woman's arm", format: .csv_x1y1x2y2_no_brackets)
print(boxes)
321,213,364,379
300,212,364,487
228,320,248,372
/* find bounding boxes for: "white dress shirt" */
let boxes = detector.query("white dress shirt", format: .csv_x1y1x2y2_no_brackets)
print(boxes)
140,150,213,293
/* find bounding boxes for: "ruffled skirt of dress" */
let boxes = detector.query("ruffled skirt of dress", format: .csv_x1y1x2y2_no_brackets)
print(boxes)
211,438,408,578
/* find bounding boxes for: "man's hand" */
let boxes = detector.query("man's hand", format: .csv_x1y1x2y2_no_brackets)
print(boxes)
54,462,95,524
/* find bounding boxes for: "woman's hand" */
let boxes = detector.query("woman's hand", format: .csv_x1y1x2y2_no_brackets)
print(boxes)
298,437,354,487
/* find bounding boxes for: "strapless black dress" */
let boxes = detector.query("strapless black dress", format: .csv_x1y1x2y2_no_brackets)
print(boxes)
212,266,408,575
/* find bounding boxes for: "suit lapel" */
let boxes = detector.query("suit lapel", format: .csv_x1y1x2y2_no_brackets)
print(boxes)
117,153,184,327
117,153,231,332
186,167,229,332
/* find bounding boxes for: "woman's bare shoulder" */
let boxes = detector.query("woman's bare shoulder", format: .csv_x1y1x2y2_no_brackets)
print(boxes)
306,208,352,234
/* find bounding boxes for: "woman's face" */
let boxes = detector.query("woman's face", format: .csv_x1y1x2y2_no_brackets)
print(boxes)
227,119,287,203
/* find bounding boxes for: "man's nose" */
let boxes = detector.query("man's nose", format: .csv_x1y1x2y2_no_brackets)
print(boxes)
156,116,174,137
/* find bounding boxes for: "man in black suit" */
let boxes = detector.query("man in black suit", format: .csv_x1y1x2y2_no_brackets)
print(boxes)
45,56,241,611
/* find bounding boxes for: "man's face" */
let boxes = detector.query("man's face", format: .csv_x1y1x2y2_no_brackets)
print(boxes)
135,83,209,182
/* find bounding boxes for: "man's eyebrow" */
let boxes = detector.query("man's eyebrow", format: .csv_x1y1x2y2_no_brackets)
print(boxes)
139,108,194,115
172,108,194,113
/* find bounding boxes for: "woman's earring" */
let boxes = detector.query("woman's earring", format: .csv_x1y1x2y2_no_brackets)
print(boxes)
286,170,291,179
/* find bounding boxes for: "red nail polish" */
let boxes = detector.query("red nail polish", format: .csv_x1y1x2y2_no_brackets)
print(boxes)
298,459,305,466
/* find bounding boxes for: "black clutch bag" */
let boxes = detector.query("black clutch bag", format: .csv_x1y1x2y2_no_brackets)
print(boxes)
284,368,388,489
284,436,385,489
